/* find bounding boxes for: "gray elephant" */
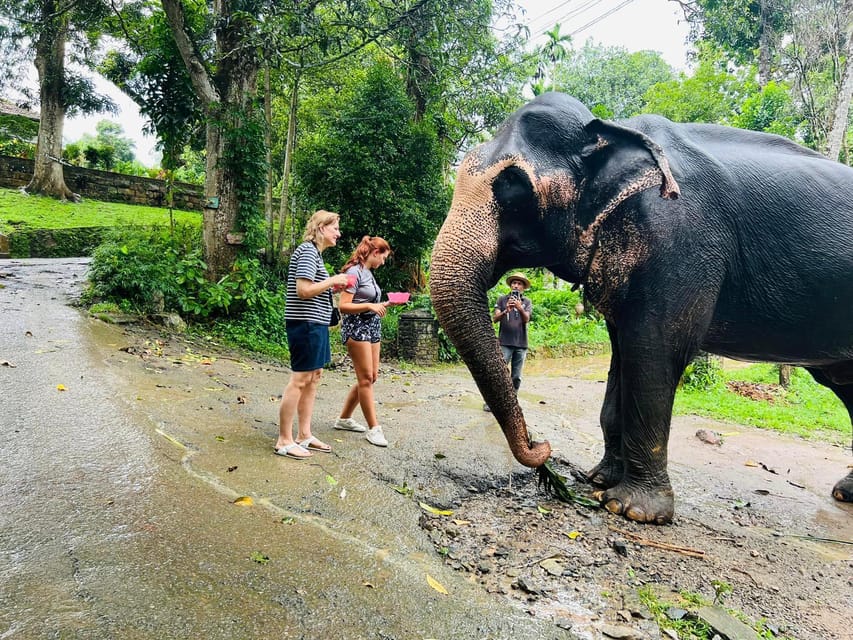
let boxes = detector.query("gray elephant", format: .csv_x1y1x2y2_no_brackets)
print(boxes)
429,92,853,524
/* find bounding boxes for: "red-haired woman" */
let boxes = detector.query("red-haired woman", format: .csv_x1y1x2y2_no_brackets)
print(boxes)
334,236,395,447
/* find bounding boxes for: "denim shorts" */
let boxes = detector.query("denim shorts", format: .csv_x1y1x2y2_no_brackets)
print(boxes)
286,320,331,371
341,313,381,344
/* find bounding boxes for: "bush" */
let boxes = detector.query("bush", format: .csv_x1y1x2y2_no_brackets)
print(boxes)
682,353,723,390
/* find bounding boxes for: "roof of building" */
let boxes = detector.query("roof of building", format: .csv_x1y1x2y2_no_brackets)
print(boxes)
0,100,39,121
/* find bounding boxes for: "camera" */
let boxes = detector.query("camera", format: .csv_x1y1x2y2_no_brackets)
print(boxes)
510,290,521,300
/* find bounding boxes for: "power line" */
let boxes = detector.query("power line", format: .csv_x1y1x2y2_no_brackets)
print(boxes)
569,0,636,37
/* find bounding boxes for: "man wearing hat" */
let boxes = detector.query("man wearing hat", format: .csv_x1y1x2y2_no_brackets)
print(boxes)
484,272,533,412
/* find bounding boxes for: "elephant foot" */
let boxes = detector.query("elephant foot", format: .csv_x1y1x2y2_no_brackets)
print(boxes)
832,470,853,502
586,455,623,488
593,482,674,524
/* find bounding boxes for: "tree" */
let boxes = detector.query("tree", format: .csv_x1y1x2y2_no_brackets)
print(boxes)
642,44,756,123
294,60,449,292
553,41,675,118
532,23,572,95
63,119,136,170
824,5,853,161
0,0,116,201
679,0,793,84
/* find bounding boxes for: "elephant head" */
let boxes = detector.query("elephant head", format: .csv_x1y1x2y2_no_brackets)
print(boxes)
429,92,679,468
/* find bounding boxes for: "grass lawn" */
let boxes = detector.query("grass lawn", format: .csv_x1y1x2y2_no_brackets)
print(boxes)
0,187,200,232
674,362,848,442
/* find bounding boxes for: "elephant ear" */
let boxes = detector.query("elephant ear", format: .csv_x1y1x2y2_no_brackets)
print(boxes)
576,118,680,230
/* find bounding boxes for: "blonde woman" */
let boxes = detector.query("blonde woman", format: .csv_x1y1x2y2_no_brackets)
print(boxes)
334,236,396,447
275,210,350,460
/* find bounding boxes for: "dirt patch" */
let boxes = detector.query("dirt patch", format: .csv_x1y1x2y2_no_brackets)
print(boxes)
726,380,785,403
109,323,853,640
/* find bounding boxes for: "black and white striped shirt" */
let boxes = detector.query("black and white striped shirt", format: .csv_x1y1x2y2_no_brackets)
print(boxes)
285,241,332,324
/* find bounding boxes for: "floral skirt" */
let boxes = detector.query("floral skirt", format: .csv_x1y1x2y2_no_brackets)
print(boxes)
341,313,381,344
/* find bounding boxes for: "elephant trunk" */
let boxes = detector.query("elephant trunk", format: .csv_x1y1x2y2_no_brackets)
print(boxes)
430,207,551,468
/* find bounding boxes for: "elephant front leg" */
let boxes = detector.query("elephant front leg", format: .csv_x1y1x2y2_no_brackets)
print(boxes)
595,360,680,524
588,342,624,488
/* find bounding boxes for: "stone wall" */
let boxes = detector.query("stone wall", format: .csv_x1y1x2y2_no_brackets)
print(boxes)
0,155,204,211
397,309,440,364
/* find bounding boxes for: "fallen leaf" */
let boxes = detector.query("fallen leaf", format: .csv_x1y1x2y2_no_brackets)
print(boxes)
233,496,254,506
393,483,414,497
326,474,338,487
745,460,759,467
249,551,269,564
363,581,376,589
434,453,446,460
537,505,551,515
426,574,449,595
227,466,238,472
215,435,226,442
339,487,347,499
452,519,471,526
280,517,295,525
450,435,465,440
419,501,453,516
1,361,16,367
564,530,583,540
56,384,66,391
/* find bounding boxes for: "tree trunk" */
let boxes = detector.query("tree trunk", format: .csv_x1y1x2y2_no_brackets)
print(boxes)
264,65,274,261
275,70,300,258
26,0,79,201
827,16,853,162
778,364,792,388
757,0,772,86
162,0,261,281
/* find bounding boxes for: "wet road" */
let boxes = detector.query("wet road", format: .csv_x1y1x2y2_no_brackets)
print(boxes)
0,258,569,640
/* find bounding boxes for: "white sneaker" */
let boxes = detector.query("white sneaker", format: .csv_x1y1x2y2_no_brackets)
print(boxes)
365,426,388,447
334,417,367,432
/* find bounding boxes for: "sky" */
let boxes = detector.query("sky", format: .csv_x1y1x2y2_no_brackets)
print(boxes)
64,0,691,168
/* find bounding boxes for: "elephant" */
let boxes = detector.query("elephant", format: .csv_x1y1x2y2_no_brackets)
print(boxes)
429,92,853,524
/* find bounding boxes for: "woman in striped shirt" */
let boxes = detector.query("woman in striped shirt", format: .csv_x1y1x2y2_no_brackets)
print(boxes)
275,210,350,460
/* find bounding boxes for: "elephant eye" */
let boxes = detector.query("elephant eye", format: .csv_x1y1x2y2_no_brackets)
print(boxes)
493,166,534,216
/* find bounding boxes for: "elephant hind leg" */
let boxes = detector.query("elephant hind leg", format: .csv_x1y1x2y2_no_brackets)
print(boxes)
805,364,853,503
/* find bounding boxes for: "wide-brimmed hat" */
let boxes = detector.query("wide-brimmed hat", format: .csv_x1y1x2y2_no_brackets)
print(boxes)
505,272,530,289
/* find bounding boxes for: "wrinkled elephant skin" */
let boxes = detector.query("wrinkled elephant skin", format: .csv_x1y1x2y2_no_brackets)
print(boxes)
430,92,853,524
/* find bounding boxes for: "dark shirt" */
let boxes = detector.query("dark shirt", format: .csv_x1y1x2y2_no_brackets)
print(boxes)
495,294,532,349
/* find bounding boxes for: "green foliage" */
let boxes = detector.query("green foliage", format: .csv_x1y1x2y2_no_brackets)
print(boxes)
682,354,724,391
555,42,675,118
691,0,792,67
214,105,268,252
99,3,206,172
295,59,450,291
675,363,847,440
86,224,290,356
642,45,757,124
63,119,137,170
0,113,38,157
731,81,800,138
